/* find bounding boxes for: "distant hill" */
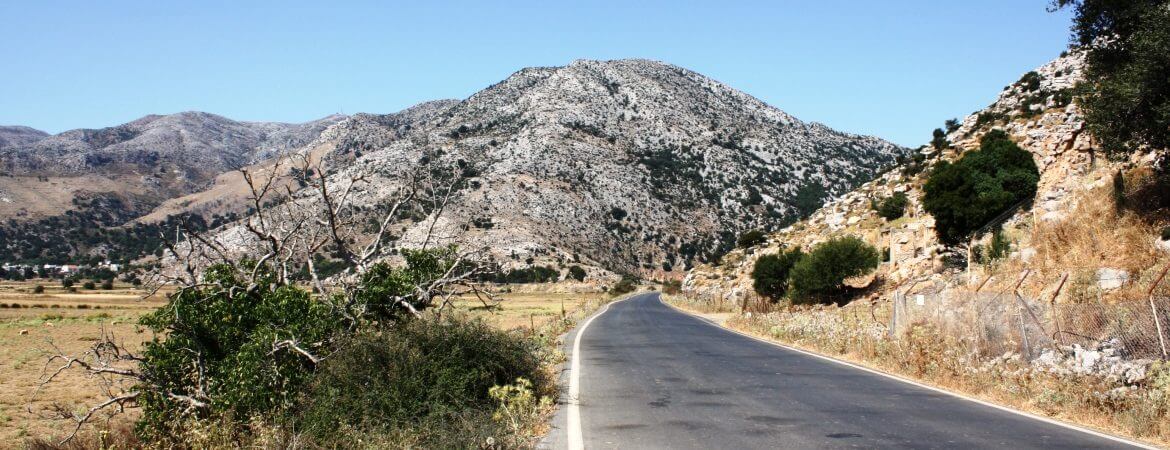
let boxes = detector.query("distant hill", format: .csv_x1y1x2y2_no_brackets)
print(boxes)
0,112,345,263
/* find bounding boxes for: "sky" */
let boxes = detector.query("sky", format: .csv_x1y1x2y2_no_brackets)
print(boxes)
0,1,1074,147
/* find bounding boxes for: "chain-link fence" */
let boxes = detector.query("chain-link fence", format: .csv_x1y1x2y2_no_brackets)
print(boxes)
684,265,1170,362
890,266,1170,361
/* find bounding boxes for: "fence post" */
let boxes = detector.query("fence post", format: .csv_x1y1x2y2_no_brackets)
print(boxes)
1147,265,1170,359
975,274,992,293
1049,272,1069,347
889,290,900,338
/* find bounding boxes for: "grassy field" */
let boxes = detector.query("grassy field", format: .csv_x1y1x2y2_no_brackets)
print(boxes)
0,280,607,444
0,280,165,443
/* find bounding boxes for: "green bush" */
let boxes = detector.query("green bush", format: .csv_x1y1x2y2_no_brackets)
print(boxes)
788,236,880,304
567,265,587,282
101,280,114,290
751,248,804,300
296,318,550,443
61,279,74,288
872,192,909,221
82,281,96,290
133,248,460,440
922,130,1039,246
736,229,767,248
135,265,345,439
33,285,45,294
611,275,637,295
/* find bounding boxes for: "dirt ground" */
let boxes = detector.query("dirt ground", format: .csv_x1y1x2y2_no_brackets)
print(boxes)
0,280,164,444
0,280,607,445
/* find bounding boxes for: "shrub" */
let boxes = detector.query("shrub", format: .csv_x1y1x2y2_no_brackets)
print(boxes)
981,227,1011,263
135,265,345,439
736,229,767,248
296,318,550,443
61,279,74,288
611,275,637,295
872,192,909,221
662,279,682,295
751,248,804,300
82,281,96,290
788,236,880,304
922,130,1039,246
567,265,587,282
101,280,113,290
134,248,459,440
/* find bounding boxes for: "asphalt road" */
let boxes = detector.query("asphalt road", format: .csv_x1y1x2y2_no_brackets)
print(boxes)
543,292,1144,449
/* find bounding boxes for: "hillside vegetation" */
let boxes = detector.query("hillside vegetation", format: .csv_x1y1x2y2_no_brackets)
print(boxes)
682,1,1170,444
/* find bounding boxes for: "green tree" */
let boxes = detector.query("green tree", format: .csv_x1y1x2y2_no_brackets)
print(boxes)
945,118,962,133
1053,0,1170,156
931,128,949,151
922,130,1039,246
751,248,804,300
788,236,880,304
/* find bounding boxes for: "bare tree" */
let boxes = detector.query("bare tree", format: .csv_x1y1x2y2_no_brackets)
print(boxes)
35,149,495,443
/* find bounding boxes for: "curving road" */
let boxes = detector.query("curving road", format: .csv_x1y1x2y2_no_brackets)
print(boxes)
542,292,1145,449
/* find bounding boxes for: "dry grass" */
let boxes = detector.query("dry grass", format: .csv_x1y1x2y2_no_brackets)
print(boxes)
1,281,610,446
668,297,1170,448
0,281,162,444
448,291,609,331
979,174,1169,303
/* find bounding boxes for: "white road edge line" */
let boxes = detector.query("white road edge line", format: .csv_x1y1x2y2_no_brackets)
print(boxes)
658,296,1158,450
567,293,637,450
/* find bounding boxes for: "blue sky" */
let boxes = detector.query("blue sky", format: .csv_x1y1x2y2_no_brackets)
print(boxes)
0,1,1073,147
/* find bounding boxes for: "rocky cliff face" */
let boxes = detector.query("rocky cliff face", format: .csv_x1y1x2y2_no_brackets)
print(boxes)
683,51,1105,300
282,59,905,277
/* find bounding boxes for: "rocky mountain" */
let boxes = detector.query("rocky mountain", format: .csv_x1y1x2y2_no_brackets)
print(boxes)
0,112,345,220
0,112,345,263
235,59,906,278
0,126,49,149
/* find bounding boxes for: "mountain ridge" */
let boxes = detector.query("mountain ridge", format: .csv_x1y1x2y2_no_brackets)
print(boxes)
205,58,906,278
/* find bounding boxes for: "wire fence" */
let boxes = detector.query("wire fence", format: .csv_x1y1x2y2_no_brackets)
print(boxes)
683,264,1170,361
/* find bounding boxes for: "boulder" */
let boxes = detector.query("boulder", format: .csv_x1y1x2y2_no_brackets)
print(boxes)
1096,268,1129,290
